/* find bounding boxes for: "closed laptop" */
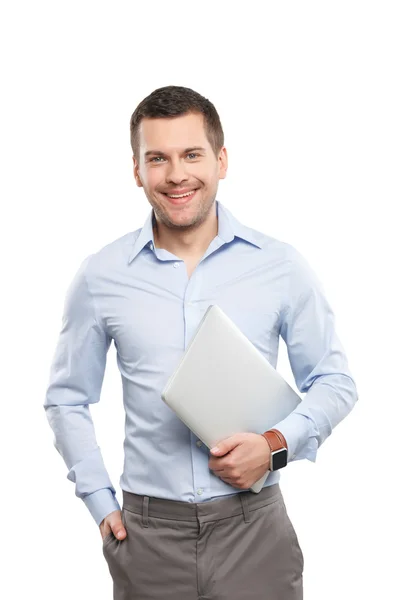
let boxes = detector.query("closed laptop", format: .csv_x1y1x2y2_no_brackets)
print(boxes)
161,304,301,493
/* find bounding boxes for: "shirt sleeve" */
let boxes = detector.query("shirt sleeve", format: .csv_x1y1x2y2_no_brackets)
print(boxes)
272,246,358,463
43,254,121,526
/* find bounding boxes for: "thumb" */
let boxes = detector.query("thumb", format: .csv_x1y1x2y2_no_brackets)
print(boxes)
112,520,127,540
210,436,237,456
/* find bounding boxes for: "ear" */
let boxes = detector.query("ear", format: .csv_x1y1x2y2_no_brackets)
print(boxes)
132,155,143,188
218,146,228,180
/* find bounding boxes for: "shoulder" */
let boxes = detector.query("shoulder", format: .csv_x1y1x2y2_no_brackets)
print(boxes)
239,219,304,268
237,221,321,298
81,229,141,278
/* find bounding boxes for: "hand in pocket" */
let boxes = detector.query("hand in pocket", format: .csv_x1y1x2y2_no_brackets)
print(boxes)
99,509,127,542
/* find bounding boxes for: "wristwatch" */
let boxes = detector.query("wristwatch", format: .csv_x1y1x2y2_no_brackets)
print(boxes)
261,428,288,471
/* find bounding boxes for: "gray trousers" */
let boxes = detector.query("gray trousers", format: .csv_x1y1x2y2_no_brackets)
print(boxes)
102,483,304,599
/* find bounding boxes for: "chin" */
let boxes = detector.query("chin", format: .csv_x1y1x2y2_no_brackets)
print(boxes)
166,210,203,229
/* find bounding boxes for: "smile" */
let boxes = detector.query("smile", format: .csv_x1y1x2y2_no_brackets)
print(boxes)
162,189,198,205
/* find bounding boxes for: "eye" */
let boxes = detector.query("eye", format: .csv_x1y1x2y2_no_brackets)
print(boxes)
149,153,200,163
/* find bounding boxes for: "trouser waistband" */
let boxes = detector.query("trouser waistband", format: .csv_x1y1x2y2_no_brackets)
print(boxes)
122,483,282,526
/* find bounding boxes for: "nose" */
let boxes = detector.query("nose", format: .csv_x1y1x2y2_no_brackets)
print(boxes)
165,158,189,184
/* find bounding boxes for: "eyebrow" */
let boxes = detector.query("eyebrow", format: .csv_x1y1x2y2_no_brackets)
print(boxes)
144,146,207,158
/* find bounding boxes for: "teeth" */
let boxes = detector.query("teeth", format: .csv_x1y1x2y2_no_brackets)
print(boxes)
167,190,196,198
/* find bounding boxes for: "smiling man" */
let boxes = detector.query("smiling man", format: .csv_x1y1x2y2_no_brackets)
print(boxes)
132,108,228,279
44,85,358,599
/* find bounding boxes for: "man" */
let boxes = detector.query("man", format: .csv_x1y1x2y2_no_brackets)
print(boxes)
44,85,358,599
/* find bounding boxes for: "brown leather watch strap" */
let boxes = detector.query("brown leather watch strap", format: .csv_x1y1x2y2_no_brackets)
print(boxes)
261,428,288,451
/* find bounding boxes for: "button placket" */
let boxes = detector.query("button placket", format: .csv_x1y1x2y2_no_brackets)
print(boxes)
185,273,209,500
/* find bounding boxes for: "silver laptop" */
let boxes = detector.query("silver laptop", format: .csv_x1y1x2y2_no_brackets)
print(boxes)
161,304,301,493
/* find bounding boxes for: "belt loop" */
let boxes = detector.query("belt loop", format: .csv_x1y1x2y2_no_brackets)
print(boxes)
142,496,149,527
240,492,251,524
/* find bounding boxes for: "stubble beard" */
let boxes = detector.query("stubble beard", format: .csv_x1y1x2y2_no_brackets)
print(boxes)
149,188,217,233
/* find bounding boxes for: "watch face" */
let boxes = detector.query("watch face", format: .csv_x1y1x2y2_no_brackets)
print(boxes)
272,448,288,470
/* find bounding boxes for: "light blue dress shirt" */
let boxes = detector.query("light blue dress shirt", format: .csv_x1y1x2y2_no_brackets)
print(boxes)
44,200,358,526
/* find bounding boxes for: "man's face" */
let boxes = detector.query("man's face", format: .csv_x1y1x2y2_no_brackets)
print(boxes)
133,112,228,231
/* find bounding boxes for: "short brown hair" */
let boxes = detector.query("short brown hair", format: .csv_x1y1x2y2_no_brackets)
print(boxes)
130,85,224,161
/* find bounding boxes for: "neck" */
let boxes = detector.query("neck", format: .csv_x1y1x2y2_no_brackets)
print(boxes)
153,203,218,259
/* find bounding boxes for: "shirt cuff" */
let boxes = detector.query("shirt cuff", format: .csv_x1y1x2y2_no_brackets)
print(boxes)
82,488,121,527
272,411,319,463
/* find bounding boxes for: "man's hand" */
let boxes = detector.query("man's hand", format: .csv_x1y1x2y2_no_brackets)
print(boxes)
208,432,271,489
99,509,127,541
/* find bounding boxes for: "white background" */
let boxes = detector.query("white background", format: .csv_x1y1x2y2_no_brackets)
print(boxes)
1,1,399,598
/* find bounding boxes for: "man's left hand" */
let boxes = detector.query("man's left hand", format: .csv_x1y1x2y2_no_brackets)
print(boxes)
208,432,271,489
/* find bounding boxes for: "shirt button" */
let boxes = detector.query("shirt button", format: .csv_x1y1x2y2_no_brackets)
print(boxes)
196,440,202,447
197,488,203,496
173,262,180,268
149,243,154,250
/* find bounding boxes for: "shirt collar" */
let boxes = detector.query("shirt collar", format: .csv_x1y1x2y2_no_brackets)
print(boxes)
127,200,262,264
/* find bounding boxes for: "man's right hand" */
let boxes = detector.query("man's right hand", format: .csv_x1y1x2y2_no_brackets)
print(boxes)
99,509,127,541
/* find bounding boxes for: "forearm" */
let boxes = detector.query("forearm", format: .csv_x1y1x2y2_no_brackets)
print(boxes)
272,372,358,462
45,402,121,525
